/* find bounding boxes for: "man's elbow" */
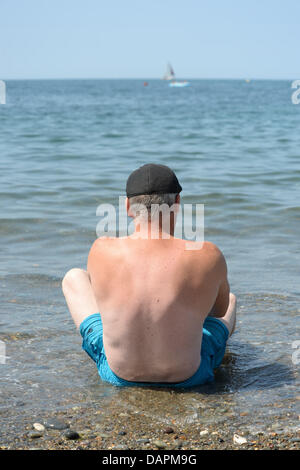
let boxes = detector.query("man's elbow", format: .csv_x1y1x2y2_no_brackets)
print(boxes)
209,292,236,318
208,287,231,318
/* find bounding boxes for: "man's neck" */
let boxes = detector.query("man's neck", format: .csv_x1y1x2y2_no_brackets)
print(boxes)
132,216,175,240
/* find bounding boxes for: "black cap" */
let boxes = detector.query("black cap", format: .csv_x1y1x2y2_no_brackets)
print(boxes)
126,163,182,198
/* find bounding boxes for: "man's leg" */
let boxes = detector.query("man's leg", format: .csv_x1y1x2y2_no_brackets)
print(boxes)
62,268,99,329
217,293,237,337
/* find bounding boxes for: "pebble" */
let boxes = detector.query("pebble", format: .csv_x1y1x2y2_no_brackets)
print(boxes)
64,430,80,440
270,424,280,430
80,440,91,447
200,430,209,436
33,423,45,432
233,434,247,445
136,438,150,444
43,418,69,430
118,431,127,436
164,427,174,434
173,439,183,448
28,431,43,439
153,440,168,449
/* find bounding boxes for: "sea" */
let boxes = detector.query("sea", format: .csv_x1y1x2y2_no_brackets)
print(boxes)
0,79,299,440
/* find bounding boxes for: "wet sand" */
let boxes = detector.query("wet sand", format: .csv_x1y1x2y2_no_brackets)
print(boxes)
1,387,299,450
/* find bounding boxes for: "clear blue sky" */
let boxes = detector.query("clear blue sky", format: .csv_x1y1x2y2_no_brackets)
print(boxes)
0,0,299,79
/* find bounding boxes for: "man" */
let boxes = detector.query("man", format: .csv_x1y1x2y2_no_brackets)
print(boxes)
62,163,236,388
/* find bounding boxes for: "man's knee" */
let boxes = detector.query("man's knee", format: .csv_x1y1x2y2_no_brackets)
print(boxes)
62,268,88,294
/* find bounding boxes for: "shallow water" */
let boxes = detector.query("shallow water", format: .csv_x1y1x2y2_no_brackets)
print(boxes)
0,79,299,437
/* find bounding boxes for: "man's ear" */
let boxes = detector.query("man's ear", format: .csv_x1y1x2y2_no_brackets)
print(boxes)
175,194,180,204
125,197,133,218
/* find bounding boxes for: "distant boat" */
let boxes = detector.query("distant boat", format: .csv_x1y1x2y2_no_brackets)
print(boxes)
169,80,190,88
245,79,251,83
162,63,175,81
162,62,190,87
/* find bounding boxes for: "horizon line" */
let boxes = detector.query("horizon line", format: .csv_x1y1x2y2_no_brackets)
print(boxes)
1,76,298,81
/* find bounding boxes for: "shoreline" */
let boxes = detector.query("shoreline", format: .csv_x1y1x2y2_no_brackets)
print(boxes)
1,393,299,451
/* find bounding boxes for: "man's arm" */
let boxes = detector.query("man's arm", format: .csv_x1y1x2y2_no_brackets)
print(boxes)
205,244,237,336
208,277,230,318
87,240,98,275
87,237,109,276
207,245,230,318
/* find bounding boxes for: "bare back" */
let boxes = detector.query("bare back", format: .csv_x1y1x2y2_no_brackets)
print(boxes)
87,237,229,383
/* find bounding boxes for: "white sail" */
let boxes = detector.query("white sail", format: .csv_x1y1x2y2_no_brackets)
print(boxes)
162,63,175,80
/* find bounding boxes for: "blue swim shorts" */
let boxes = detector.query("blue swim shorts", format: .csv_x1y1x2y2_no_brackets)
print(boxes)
79,313,229,389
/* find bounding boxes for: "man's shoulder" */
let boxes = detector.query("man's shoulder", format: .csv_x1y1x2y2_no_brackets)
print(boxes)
184,240,224,257
184,240,227,274
202,240,224,256
87,237,122,272
92,235,117,245
89,236,122,258
202,241,227,275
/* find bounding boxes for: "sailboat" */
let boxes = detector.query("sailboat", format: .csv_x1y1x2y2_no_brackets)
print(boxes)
162,63,175,81
162,63,190,87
